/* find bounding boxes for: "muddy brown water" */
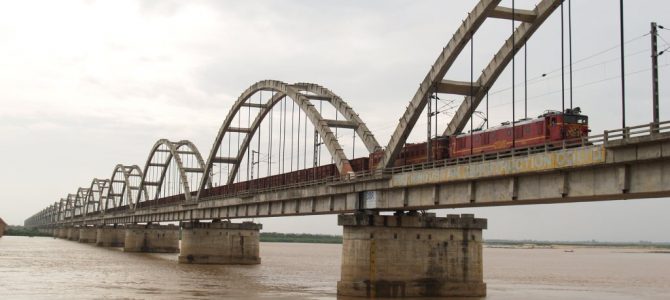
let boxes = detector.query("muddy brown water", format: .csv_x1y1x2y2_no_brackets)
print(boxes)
0,236,668,299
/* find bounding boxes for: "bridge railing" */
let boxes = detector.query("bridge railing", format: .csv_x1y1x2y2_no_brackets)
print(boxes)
600,120,670,145
375,120,670,176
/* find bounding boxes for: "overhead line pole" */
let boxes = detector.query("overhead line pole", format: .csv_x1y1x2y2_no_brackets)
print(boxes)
620,0,626,129
651,22,660,132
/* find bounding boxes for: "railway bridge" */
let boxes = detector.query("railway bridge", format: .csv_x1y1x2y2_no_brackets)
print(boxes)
24,0,670,298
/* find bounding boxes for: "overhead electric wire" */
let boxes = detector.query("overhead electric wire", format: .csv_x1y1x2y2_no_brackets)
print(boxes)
489,63,670,109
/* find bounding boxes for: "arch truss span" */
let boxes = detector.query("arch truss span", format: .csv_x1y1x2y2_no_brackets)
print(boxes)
57,198,67,222
73,187,90,217
108,164,147,211
84,178,110,216
64,193,76,220
49,202,59,224
136,139,212,207
379,0,563,169
197,80,381,198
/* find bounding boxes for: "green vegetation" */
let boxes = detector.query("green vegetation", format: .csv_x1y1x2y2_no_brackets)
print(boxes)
4,225,51,237
260,232,342,244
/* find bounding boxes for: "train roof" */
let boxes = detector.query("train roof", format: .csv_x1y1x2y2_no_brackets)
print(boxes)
454,108,587,137
455,117,542,137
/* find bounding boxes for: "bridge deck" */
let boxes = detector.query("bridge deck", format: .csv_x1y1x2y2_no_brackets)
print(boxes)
48,122,670,226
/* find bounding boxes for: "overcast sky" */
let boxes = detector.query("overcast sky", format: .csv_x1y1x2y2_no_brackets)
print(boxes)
2,0,669,242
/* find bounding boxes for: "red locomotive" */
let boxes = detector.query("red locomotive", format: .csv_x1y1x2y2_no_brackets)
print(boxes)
449,108,588,158
197,108,589,199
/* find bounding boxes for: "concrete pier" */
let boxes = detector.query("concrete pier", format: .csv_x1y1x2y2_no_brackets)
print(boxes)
179,221,262,264
78,226,97,243
337,213,487,298
66,227,80,241
124,224,179,253
96,225,125,247
57,228,67,239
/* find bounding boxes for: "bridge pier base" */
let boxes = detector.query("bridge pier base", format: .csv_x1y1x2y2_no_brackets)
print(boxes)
124,224,179,253
96,225,125,247
178,221,262,264
337,213,487,298
56,228,67,239
78,226,97,243
67,227,80,241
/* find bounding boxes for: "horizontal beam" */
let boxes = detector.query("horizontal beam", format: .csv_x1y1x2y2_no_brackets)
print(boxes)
489,6,537,23
183,167,204,173
241,102,267,109
176,150,196,155
436,80,481,96
324,119,358,129
212,157,238,164
227,127,251,133
304,94,332,101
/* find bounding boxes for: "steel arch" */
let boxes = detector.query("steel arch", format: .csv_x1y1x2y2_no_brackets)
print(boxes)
108,164,147,210
197,80,380,196
445,0,563,135
57,198,67,222
74,187,89,217
292,82,381,153
85,178,110,215
49,202,58,224
379,0,563,169
136,139,212,205
64,193,76,219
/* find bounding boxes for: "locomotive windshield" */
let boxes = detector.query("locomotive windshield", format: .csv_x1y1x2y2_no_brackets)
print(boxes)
564,115,588,124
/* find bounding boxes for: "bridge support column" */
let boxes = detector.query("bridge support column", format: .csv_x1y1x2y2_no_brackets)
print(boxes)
96,225,125,247
78,226,97,243
67,227,80,241
56,227,66,239
124,224,179,253
337,213,487,298
179,221,262,264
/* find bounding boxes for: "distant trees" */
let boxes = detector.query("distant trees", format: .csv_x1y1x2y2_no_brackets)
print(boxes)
4,226,51,237
260,232,342,244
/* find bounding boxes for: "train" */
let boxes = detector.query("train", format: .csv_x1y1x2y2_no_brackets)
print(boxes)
200,108,589,199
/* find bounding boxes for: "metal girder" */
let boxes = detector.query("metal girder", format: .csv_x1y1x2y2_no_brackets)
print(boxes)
241,102,268,108
378,0,501,169
445,0,563,136
324,119,358,129
489,6,537,23
227,127,252,133
213,157,238,164
304,94,332,101
436,80,482,96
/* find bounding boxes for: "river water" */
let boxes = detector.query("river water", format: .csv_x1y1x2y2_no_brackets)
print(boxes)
1,236,669,299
